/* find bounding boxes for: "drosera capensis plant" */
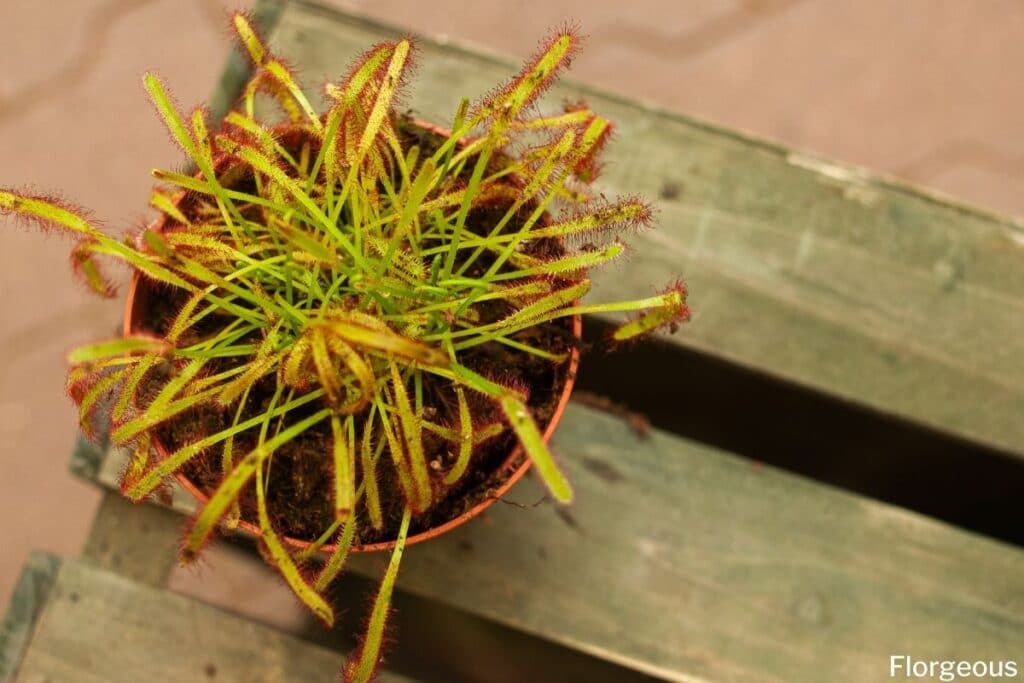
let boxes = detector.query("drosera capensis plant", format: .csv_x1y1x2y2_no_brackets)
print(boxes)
0,13,688,680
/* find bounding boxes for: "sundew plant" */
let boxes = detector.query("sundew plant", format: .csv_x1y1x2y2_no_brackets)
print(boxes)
0,14,688,681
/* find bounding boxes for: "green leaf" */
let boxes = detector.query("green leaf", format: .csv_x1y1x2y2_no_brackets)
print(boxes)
320,317,448,367
323,334,376,414
0,190,101,237
236,146,362,263
74,366,129,439
390,361,431,511
255,456,334,626
149,190,190,225
443,387,474,485
67,337,171,365
331,414,355,518
350,40,412,173
232,12,266,65
500,394,572,503
70,239,116,297
343,506,412,683
361,408,385,531
232,13,322,131
376,397,418,508
314,514,357,592
472,29,579,125
609,288,688,341
143,73,199,160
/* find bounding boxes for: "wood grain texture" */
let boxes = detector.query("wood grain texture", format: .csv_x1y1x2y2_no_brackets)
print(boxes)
81,492,181,588
263,0,1024,461
350,404,1024,682
12,558,414,683
86,402,1024,682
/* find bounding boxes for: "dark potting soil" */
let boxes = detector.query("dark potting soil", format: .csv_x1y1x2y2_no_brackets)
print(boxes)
155,308,573,545
137,119,579,546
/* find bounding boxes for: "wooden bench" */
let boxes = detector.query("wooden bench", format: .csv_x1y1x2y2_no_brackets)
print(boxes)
3,1,1022,681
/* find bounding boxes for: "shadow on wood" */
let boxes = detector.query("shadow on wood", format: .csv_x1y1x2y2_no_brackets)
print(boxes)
578,317,1024,546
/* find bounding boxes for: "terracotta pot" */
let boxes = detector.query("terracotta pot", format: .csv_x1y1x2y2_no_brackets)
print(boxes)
123,118,582,552
125,275,580,553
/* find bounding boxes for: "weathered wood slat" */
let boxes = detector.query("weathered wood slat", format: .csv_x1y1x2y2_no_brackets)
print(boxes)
10,558,414,683
0,553,60,683
82,403,1024,682
266,0,1024,461
81,492,182,588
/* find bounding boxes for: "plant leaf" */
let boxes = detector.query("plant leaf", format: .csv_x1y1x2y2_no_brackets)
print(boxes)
442,387,474,485
499,394,572,503
390,361,431,511
331,414,355,518
67,337,171,365
255,457,334,626
343,506,412,683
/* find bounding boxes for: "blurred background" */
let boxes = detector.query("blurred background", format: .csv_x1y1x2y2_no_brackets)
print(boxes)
2,0,1023,613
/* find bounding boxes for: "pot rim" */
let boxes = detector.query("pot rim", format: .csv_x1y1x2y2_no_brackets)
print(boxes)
122,116,581,553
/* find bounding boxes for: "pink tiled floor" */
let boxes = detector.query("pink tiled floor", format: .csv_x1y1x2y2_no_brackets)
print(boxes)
2,0,1023,607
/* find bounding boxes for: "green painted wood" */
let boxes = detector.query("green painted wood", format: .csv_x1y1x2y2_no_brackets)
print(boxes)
261,0,1024,461
11,558,415,683
0,553,60,683
354,404,1024,682
83,403,1024,682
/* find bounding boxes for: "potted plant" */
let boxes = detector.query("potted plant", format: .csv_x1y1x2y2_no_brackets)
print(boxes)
1,13,688,681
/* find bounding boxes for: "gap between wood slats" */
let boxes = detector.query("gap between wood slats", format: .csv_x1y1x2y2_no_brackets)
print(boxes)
578,317,1024,547
173,536,660,683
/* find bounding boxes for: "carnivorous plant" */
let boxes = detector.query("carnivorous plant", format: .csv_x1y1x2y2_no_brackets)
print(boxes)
0,14,688,680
